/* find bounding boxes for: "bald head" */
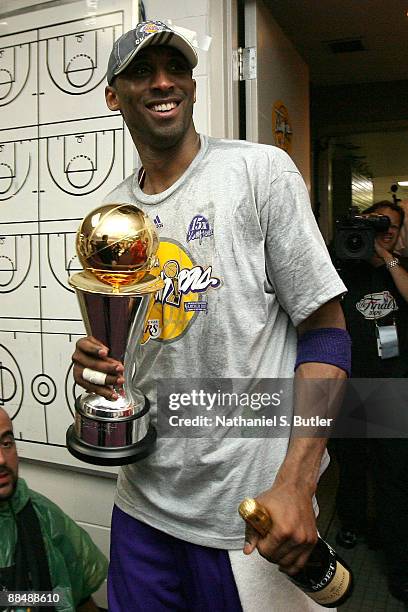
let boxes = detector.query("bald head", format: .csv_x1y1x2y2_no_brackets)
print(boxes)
0,408,18,501
0,407,12,430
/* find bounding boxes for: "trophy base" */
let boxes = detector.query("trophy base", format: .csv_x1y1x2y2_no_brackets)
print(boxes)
66,422,157,466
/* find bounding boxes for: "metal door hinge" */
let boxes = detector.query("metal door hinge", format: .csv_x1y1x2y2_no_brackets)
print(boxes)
237,46,257,81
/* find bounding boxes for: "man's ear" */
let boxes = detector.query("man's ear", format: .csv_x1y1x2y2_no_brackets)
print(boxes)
193,79,196,104
105,85,120,111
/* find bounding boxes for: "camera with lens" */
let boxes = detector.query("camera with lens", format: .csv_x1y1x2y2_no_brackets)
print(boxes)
333,210,390,260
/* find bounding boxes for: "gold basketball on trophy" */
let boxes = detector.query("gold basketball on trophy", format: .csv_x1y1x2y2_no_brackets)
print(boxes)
76,203,159,290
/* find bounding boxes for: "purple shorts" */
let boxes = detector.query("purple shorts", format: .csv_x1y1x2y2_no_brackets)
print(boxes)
108,505,243,612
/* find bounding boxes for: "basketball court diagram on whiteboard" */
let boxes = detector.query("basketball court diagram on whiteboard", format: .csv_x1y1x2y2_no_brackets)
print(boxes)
0,0,135,469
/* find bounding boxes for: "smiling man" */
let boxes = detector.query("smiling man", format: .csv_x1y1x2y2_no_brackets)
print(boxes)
72,20,351,612
105,21,200,193
0,408,107,612
106,46,197,153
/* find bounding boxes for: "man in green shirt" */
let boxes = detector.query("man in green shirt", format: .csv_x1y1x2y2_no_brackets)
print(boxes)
0,408,107,612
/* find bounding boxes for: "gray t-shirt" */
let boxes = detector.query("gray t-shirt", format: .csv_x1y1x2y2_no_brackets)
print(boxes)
104,135,346,549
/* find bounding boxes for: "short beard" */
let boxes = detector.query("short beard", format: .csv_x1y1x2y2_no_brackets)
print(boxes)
140,123,188,151
0,470,17,501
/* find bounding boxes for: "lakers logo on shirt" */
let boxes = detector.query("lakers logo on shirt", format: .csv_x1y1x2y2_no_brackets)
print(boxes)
142,240,221,344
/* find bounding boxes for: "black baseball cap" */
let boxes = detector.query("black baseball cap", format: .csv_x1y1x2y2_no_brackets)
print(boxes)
107,20,198,85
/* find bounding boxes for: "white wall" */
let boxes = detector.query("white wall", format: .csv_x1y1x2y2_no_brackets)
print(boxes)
246,0,310,188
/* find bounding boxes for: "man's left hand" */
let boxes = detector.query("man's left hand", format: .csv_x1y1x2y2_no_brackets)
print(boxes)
243,480,317,575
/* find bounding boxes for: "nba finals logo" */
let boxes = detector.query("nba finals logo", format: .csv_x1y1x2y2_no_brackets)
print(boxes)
356,291,398,319
187,215,214,244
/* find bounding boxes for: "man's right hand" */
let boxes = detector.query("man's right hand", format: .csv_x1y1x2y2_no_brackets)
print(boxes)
72,336,125,400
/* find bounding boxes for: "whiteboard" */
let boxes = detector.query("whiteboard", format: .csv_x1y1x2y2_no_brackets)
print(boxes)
0,0,135,471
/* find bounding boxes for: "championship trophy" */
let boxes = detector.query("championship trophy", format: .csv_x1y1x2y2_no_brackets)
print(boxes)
66,203,164,466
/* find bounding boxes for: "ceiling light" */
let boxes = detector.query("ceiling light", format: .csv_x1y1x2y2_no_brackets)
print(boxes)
397,181,408,187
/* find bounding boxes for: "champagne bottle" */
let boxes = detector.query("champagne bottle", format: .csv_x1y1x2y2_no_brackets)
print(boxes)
238,498,353,608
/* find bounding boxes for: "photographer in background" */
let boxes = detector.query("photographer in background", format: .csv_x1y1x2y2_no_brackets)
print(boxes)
334,200,408,604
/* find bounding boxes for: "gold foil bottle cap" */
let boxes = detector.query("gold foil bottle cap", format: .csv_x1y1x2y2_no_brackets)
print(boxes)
238,497,272,537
